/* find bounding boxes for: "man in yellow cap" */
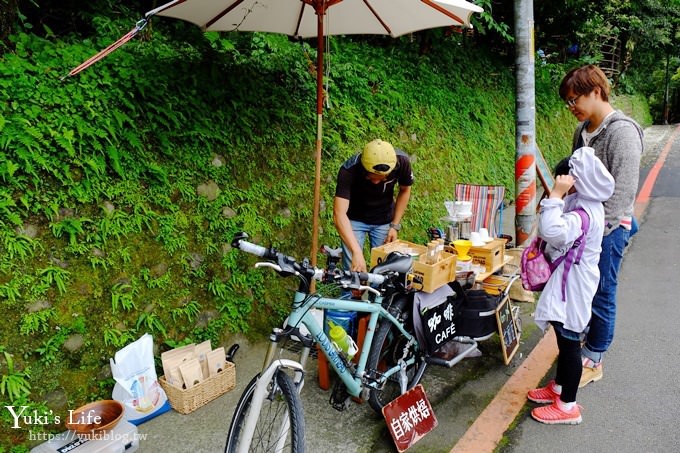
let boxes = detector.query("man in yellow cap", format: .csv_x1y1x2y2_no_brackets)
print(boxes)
333,139,414,272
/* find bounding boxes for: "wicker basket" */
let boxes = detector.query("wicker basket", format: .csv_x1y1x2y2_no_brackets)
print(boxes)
159,361,236,414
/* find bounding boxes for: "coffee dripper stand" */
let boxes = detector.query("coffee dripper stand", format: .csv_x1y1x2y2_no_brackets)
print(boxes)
441,215,472,243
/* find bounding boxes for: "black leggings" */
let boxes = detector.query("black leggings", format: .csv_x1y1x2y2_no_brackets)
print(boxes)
554,329,582,403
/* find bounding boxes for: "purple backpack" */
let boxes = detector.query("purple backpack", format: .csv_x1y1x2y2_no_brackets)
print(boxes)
520,209,590,301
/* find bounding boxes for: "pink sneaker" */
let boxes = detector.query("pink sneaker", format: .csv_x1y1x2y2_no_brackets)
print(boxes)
527,380,560,404
531,401,582,425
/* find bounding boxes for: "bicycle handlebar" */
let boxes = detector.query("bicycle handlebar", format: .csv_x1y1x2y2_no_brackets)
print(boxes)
232,232,387,291
238,240,269,258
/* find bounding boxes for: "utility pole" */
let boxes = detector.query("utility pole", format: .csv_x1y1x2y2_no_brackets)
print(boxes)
663,52,670,125
514,0,536,247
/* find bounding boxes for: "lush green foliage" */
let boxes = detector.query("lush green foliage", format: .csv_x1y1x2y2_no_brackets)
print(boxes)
0,4,653,450
534,0,680,122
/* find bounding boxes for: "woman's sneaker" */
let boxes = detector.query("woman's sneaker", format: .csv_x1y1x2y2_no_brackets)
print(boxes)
531,401,582,425
527,380,560,404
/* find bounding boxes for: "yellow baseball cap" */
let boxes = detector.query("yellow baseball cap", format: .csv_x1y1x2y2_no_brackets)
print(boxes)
361,139,397,175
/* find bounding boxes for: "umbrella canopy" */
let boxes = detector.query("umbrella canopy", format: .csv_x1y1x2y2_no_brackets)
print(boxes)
146,0,483,266
146,0,482,37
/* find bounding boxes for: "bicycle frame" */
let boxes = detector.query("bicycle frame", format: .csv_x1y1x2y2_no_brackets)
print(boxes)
229,234,420,453
236,291,417,453
293,291,414,396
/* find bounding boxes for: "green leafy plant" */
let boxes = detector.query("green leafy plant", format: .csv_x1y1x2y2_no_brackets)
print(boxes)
135,312,167,337
207,278,229,299
139,267,172,290
103,328,137,348
0,352,31,403
49,217,92,246
37,266,70,295
35,330,67,365
0,279,22,304
171,300,201,322
19,308,55,335
0,228,38,262
110,282,137,312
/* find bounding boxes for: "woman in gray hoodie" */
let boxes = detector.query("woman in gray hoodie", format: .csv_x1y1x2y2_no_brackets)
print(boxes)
558,65,643,388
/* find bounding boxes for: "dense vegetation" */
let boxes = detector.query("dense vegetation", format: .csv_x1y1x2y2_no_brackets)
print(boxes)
0,0,670,450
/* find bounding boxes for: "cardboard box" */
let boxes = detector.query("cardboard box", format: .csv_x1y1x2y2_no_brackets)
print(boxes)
469,238,506,274
370,240,457,293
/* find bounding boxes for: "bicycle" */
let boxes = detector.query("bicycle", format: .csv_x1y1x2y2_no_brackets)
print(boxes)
224,232,432,453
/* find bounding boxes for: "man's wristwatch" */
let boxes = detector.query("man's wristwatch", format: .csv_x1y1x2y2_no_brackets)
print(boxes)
389,222,401,232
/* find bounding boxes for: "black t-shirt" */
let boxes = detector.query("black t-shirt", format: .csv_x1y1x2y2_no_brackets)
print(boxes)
334,150,414,225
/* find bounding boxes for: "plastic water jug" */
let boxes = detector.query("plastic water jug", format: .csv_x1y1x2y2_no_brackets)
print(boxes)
324,309,357,340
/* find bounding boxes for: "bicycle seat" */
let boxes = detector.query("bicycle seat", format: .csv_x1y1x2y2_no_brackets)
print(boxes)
370,251,413,275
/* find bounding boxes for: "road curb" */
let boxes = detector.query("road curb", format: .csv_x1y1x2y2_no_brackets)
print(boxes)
450,328,557,453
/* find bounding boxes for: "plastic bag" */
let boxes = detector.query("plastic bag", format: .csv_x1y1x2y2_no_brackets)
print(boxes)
110,333,170,425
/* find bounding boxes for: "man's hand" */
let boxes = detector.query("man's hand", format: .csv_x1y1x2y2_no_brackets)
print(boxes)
385,228,398,243
351,254,368,273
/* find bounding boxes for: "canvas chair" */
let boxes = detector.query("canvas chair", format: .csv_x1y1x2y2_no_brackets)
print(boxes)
454,184,506,238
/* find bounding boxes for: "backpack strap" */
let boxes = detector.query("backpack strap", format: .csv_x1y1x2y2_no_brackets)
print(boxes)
556,208,590,301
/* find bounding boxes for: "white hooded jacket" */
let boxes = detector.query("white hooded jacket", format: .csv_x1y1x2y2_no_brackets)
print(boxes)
534,147,615,334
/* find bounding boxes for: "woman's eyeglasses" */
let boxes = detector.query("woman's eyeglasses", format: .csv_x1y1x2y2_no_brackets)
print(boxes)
565,94,582,108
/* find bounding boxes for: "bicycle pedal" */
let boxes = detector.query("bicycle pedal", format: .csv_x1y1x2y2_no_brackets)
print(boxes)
329,381,351,411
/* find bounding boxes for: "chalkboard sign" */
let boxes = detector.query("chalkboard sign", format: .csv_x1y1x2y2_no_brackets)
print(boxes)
495,296,520,364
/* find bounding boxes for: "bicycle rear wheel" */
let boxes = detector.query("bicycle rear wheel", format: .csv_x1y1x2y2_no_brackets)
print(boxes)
367,294,426,414
225,369,305,453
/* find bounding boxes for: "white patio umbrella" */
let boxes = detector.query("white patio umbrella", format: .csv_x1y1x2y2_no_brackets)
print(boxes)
145,0,483,266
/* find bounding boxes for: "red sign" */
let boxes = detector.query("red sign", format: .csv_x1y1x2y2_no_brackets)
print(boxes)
382,384,438,452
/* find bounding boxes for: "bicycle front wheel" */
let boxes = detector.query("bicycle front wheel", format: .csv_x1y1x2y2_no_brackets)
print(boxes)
367,294,426,414
225,369,305,453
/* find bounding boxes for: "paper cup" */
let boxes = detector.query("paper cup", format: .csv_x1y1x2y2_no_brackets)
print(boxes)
470,232,484,247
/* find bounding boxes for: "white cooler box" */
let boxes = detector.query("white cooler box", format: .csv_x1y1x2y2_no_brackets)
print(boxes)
30,420,139,453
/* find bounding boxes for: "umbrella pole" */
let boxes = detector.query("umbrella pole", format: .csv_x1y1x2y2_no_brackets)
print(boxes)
310,6,325,272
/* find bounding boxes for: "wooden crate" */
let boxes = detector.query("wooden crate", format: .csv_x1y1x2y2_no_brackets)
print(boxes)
159,361,236,414
469,238,506,274
370,240,457,293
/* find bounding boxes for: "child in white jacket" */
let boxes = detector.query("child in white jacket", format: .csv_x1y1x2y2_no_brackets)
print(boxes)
528,147,614,424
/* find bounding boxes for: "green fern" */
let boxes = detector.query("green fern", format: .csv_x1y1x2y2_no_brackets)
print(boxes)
171,300,201,322
19,308,55,335
0,352,31,402
103,328,136,348
37,266,70,295
135,312,167,337
110,282,137,312
50,217,91,246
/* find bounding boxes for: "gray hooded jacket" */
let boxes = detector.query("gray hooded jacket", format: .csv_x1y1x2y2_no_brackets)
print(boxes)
572,110,643,235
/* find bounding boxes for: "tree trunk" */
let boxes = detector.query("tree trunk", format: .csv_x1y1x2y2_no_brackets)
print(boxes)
1,0,19,45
